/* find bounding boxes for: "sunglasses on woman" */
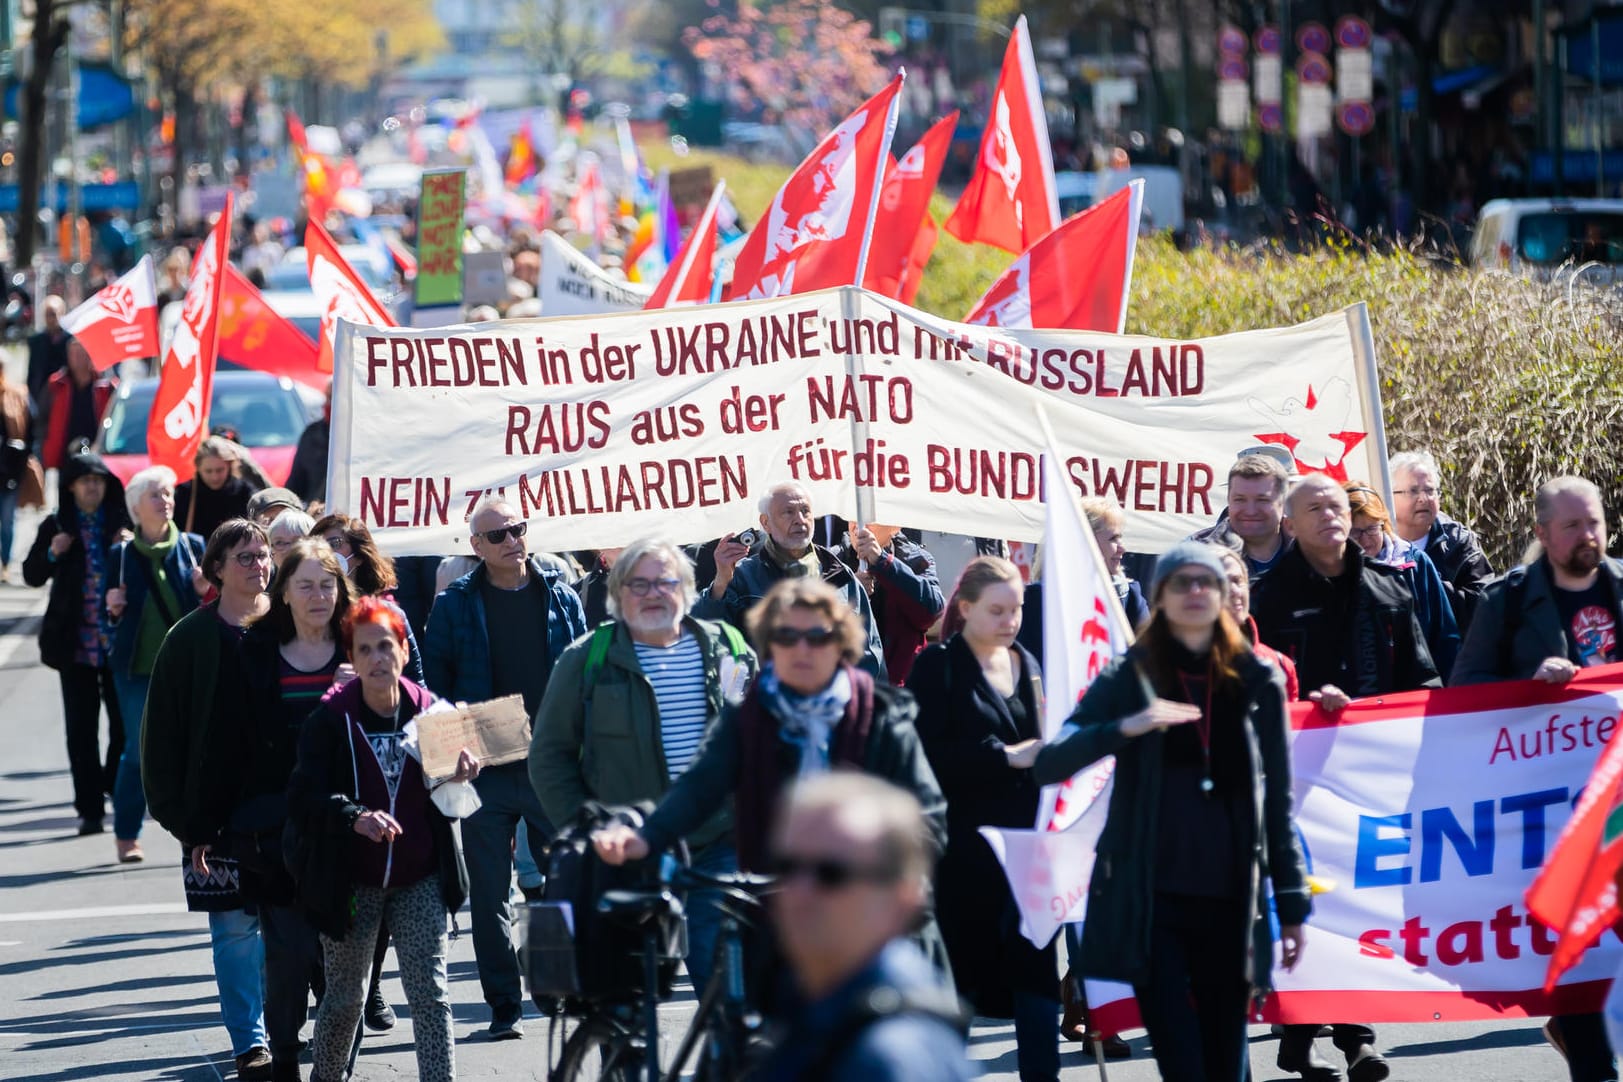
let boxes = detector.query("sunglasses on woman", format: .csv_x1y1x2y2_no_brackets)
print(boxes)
768,854,900,890
479,521,527,544
767,626,838,648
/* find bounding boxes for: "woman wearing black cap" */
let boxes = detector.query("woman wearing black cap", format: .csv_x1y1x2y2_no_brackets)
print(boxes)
22,450,131,835
1032,540,1311,1082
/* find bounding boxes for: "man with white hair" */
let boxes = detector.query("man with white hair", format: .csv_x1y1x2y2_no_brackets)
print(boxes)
694,480,887,678
1388,450,1494,629
530,536,758,992
422,495,587,1040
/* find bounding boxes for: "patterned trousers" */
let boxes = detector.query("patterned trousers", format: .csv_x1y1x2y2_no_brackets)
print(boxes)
312,876,454,1081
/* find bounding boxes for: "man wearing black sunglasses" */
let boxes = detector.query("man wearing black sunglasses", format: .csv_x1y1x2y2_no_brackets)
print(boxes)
422,496,587,1041
756,773,970,1082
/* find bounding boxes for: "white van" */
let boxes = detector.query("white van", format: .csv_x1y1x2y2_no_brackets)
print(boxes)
1470,198,1623,284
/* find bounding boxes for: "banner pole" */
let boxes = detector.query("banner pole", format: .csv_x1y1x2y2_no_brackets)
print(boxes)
1348,302,1393,508
842,286,876,528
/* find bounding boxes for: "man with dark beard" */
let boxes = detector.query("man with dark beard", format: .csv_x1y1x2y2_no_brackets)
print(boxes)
1452,475,1622,1082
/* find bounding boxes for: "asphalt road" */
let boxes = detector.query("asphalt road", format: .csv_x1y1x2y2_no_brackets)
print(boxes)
0,497,1572,1080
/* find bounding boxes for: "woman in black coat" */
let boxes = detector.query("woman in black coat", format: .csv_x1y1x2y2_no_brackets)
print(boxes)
909,556,1057,1082
21,450,130,834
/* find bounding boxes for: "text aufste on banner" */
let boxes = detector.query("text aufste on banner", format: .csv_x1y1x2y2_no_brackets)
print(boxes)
327,286,1386,557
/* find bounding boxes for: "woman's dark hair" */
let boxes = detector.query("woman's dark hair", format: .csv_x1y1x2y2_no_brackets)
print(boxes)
1134,607,1252,696
312,512,397,595
254,539,354,644
201,518,268,588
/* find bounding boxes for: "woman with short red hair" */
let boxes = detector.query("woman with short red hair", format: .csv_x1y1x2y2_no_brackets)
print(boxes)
287,597,480,1082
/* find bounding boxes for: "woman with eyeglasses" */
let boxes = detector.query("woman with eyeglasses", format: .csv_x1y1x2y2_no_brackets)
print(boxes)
267,509,316,570
1032,541,1312,1082
105,464,207,864
194,539,356,1081
287,596,480,1082
908,556,1062,1081
1343,480,1461,680
140,519,276,1079
593,578,950,998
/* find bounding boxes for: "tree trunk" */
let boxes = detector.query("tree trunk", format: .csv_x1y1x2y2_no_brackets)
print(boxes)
16,3,68,269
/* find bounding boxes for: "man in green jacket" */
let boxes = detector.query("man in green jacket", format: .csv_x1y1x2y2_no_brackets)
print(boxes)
530,536,757,994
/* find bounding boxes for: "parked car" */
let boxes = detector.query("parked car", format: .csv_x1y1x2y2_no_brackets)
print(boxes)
95,369,324,486
1470,198,1623,284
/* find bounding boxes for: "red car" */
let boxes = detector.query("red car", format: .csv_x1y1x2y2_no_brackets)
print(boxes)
95,369,325,486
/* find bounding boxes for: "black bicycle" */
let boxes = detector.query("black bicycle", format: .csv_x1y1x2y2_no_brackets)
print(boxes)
548,864,776,1082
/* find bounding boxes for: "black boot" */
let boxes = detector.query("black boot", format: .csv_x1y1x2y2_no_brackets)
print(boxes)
364,982,396,1032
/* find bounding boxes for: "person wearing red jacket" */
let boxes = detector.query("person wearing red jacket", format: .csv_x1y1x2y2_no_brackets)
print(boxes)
40,340,115,471
838,528,945,686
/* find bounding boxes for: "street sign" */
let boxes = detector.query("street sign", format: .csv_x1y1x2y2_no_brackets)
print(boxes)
1218,81,1250,131
1219,58,1248,82
1259,102,1284,134
1337,101,1375,136
1254,55,1283,105
1298,84,1334,138
1297,22,1332,56
1335,16,1373,50
1296,51,1333,85
1337,50,1374,102
1219,26,1248,57
1255,25,1281,55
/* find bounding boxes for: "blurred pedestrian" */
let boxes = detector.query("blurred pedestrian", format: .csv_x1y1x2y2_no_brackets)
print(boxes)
0,363,32,579
22,450,130,834
754,773,972,1082
287,597,480,1082
39,341,115,472
141,519,274,1080
1034,541,1312,1082
26,295,69,406
909,556,1058,1081
106,464,205,863
176,436,264,541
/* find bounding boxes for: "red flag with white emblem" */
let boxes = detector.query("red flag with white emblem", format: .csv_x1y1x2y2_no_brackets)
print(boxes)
60,254,160,371
645,181,727,310
218,265,324,388
964,179,1143,332
863,111,957,304
147,196,231,481
943,16,1058,255
307,220,396,374
726,74,904,300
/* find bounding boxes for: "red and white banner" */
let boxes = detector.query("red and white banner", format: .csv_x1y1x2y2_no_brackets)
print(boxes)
218,265,324,389
1088,669,1623,1033
943,16,1059,255
646,181,727,310
978,444,1134,947
863,111,957,305
60,254,160,371
148,194,231,481
727,74,904,300
965,180,1144,333
308,219,395,374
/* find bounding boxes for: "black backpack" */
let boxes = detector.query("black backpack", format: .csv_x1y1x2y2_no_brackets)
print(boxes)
524,801,686,1009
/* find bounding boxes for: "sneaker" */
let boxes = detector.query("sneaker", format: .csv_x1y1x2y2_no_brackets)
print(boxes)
1347,1046,1391,1082
488,1007,524,1040
235,1047,274,1080
116,839,144,863
364,984,396,1032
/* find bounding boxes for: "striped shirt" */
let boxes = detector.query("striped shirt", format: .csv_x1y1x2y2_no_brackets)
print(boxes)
633,631,710,778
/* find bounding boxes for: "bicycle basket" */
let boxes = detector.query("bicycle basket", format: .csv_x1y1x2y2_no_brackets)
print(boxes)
523,802,687,1006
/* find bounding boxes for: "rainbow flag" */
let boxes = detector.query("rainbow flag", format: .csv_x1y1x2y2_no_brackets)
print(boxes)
626,171,681,283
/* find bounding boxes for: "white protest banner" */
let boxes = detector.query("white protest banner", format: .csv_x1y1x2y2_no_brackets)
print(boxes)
539,230,651,317
328,286,1387,556
1089,669,1623,1033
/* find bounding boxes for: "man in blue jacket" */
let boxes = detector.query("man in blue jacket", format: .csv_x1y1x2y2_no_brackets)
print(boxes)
422,496,586,1039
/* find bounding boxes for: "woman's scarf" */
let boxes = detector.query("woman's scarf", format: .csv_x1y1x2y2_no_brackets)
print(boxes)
759,661,853,777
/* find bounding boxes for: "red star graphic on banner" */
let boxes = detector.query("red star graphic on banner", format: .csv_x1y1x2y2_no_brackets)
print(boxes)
1252,384,1367,481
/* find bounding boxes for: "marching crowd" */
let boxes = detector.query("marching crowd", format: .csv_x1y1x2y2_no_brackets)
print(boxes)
13,386,1623,1081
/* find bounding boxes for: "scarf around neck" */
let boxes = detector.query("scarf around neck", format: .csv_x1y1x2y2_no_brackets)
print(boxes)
764,536,820,579
760,662,853,777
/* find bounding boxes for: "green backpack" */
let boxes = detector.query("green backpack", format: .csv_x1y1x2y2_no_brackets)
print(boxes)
580,620,749,715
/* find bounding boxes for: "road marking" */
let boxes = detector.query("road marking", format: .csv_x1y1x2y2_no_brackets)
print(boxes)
0,902,189,923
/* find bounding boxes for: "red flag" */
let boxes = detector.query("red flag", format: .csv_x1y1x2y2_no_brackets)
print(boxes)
727,74,904,300
306,220,396,374
59,254,160,371
645,181,726,310
288,108,334,222
943,16,1058,254
1526,721,1623,991
964,179,1143,332
506,122,537,187
147,195,231,482
218,265,324,388
863,111,957,304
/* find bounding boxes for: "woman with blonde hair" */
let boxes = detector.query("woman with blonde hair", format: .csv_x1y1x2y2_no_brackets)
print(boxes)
1343,480,1460,678
175,435,266,541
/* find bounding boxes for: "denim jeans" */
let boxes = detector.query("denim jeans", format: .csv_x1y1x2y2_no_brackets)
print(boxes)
682,841,739,998
1012,988,1061,1082
513,820,544,892
463,761,553,1014
111,672,150,840
209,908,269,1056
0,487,17,567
